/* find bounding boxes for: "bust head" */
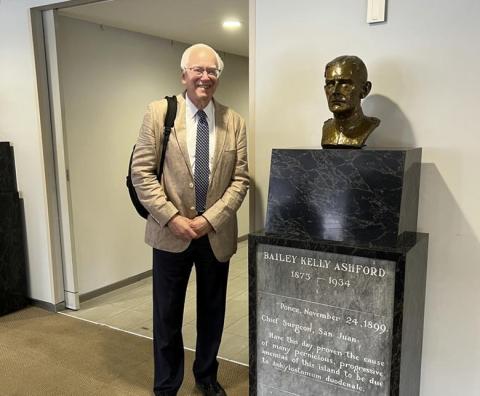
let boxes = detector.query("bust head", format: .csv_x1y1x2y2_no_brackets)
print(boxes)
322,56,380,148
324,55,371,118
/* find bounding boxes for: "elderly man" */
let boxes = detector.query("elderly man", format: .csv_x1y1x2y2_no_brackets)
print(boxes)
131,43,249,396
322,55,380,148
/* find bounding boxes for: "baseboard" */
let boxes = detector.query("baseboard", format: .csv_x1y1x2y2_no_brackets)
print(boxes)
31,299,66,313
28,237,250,311
80,269,153,303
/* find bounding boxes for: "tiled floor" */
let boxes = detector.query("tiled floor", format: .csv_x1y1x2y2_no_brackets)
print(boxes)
62,240,249,365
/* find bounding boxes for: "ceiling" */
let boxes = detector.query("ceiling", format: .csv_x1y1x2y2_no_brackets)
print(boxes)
59,0,249,57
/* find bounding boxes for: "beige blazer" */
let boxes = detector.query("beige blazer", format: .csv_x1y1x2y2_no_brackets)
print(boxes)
131,93,249,262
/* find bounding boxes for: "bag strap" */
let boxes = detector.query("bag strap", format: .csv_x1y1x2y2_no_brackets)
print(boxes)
158,95,177,179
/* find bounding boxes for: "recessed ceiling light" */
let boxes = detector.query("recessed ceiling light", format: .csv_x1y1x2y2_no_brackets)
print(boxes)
223,20,242,29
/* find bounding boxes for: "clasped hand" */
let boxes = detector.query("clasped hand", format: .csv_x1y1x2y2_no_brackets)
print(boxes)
167,214,212,241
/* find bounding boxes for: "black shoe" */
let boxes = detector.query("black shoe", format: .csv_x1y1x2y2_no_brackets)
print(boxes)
195,381,227,396
154,391,177,396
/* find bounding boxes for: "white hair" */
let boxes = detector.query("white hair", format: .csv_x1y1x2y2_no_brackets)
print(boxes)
180,43,224,76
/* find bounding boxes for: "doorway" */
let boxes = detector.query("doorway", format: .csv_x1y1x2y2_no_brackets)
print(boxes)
40,0,252,309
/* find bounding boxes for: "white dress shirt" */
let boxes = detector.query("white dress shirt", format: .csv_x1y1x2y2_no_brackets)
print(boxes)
185,94,216,177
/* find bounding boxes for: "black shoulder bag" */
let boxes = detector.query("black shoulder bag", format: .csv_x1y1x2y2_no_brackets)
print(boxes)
126,95,178,219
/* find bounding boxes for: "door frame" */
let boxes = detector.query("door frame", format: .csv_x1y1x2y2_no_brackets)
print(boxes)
31,0,256,310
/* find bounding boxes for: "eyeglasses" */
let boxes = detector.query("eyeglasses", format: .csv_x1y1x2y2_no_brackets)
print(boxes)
185,66,222,78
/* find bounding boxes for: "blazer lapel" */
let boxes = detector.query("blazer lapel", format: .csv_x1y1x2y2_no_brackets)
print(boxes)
210,100,228,183
173,95,194,180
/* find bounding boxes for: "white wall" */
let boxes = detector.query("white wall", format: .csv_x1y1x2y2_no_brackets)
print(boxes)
56,16,249,294
254,1,480,395
0,0,73,305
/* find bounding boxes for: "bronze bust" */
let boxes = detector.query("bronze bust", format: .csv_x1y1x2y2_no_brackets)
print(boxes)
322,55,380,148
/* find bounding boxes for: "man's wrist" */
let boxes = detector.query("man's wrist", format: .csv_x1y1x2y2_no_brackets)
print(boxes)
166,213,179,226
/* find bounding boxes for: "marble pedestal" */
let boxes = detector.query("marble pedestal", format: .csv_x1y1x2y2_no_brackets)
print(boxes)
249,232,428,396
265,148,422,246
250,147,428,396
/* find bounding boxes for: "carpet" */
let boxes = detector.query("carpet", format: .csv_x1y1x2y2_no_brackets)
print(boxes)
0,307,249,395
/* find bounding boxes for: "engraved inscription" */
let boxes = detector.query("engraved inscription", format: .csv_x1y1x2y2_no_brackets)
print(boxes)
256,244,395,396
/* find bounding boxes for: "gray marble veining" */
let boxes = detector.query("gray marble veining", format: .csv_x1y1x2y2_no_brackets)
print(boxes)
249,232,429,396
265,148,421,247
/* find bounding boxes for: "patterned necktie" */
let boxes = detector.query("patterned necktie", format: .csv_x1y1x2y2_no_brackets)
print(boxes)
195,110,209,213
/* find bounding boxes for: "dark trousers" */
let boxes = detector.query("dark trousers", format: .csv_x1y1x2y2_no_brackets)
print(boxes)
152,236,229,394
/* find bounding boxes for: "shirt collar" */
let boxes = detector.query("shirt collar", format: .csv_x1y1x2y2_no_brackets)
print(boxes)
185,94,214,123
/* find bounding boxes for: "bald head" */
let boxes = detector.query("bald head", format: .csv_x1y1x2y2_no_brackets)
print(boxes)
325,55,368,83
324,55,372,116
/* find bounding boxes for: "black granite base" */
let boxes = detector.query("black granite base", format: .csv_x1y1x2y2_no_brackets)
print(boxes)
0,142,17,192
249,232,428,396
265,148,422,247
0,192,29,316
0,143,28,316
